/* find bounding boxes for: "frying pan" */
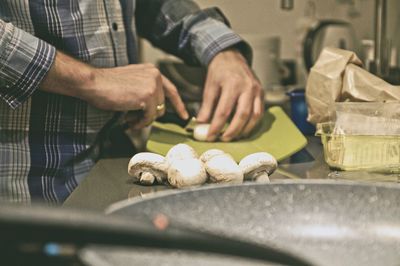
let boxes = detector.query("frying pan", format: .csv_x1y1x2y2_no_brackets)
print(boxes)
1,180,400,265
83,180,400,266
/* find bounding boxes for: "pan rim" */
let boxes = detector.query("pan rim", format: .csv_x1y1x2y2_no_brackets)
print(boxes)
106,179,400,215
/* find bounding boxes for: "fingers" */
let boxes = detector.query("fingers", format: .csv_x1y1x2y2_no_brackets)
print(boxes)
223,81,264,141
133,63,165,118
207,78,264,142
133,101,156,129
162,75,189,120
155,75,165,118
134,72,163,129
241,92,264,138
194,49,265,141
196,79,220,123
207,85,238,141
221,91,253,142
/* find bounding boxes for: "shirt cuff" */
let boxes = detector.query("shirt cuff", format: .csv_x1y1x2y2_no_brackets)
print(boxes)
189,9,252,67
0,22,56,109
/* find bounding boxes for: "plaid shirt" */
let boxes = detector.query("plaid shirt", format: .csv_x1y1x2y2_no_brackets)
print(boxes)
0,0,248,204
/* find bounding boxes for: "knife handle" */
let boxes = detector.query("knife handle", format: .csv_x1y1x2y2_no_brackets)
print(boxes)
156,112,190,128
122,111,191,129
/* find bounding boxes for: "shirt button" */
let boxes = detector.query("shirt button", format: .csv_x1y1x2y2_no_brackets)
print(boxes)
112,23,118,31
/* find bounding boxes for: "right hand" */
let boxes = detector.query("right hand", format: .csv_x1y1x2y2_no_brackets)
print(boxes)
40,52,187,130
84,64,188,129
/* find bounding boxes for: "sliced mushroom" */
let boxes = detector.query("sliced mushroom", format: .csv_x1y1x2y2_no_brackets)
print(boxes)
165,143,198,166
193,123,211,141
199,149,225,163
204,154,243,184
239,152,277,183
128,152,168,185
168,158,208,188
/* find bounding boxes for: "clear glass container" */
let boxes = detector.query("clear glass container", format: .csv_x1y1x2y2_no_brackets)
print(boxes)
316,122,400,173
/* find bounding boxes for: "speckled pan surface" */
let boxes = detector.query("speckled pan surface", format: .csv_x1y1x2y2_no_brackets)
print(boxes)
83,180,400,266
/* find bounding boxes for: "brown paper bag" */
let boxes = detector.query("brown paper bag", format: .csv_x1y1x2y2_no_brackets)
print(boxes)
306,47,400,124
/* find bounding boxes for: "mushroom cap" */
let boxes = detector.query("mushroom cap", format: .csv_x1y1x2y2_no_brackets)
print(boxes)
199,149,226,163
167,158,207,188
193,123,211,141
205,154,243,184
165,144,198,165
128,152,168,183
239,152,277,180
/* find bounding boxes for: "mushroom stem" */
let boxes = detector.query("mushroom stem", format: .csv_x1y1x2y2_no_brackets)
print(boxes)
254,172,270,183
239,152,277,183
140,172,156,185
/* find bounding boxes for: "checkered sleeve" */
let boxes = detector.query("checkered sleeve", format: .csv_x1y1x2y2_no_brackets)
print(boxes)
0,20,56,109
135,0,252,66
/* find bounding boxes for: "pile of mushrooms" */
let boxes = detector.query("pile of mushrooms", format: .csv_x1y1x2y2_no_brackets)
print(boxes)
128,144,277,188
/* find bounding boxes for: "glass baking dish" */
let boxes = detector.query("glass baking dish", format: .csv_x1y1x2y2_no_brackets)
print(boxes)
316,122,400,173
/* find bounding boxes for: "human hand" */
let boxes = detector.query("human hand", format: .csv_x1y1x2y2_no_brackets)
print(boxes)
40,52,187,129
86,64,188,129
197,49,264,142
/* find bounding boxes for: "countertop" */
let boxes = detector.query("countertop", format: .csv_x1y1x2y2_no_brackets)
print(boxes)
63,136,400,211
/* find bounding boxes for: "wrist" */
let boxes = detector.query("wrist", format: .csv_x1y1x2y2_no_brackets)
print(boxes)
209,48,247,68
209,41,253,68
40,51,98,100
74,65,98,101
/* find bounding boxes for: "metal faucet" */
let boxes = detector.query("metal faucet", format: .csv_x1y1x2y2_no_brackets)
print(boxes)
374,0,388,77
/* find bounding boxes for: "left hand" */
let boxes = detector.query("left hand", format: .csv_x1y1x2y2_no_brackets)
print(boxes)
197,49,264,142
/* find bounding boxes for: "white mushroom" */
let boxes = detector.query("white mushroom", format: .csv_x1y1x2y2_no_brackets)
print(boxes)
199,149,226,163
168,158,208,188
193,123,211,141
165,143,198,166
204,154,243,184
239,152,277,183
128,152,168,185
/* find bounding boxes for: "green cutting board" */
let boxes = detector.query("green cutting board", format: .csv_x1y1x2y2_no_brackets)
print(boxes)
147,106,307,162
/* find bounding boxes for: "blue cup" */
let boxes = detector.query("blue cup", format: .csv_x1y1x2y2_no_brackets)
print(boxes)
287,89,315,135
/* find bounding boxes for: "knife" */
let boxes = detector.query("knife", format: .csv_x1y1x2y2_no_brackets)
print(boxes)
156,112,198,132
123,110,198,132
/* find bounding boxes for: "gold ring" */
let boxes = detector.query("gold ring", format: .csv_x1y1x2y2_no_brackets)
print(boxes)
156,103,165,112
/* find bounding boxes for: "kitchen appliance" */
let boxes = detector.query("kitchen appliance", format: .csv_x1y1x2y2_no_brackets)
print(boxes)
303,20,359,72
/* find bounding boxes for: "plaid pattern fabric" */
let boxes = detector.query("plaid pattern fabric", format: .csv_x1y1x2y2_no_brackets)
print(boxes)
0,0,249,204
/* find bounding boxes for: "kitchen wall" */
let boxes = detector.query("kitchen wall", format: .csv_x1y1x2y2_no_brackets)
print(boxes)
140,0,400,83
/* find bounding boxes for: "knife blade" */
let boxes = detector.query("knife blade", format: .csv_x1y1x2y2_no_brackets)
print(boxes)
156,112,198,132
122,110,198,132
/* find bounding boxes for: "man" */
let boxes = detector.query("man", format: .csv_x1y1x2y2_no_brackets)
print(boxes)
0,0,264,203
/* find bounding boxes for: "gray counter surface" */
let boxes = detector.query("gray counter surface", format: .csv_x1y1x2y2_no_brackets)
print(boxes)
63,137,399,211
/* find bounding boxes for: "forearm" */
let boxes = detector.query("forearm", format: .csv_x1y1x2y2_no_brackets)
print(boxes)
39,51,95,100
0,20,97,107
